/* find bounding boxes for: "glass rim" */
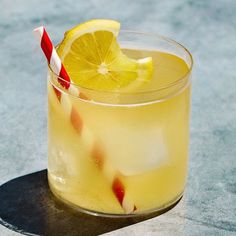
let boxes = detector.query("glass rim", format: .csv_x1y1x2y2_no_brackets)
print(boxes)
48,30,193,97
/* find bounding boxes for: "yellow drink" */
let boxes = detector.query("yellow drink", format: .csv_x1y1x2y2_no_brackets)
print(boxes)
48,43,192,215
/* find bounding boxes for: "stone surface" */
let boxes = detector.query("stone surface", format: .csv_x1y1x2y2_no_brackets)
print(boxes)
0,0,236,235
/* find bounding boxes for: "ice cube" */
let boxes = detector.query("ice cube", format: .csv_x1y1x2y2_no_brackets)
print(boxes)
101,126,168,176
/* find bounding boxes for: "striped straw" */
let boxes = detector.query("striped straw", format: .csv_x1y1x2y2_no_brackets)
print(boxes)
33,26,136,213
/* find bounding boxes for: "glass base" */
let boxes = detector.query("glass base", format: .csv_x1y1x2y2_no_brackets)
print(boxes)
49,180,183,218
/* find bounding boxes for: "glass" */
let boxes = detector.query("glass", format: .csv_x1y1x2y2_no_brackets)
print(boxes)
47,31,193,217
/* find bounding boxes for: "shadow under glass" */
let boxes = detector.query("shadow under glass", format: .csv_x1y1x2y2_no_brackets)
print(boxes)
0,170,181,236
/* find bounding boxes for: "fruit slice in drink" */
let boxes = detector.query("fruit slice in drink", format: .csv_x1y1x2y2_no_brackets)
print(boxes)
57,19,153,92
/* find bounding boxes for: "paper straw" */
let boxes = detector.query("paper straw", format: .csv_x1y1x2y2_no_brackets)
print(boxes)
33,26,136,213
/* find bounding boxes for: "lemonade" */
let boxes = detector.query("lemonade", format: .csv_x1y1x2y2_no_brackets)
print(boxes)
47,20,192,216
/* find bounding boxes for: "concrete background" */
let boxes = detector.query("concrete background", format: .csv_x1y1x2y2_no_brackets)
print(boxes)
0,0,236,235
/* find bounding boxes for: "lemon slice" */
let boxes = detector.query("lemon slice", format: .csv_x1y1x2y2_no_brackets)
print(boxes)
57,19,153,91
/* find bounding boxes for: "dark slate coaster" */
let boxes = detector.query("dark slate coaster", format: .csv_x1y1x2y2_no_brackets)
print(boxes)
0,170,180,236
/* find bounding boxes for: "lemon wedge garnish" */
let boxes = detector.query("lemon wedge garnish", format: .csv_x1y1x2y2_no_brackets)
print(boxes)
57,19,153,91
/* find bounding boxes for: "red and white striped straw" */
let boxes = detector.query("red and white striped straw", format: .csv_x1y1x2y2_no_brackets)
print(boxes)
33,26,136,213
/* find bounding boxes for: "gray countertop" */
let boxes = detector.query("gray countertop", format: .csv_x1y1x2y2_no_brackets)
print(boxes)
0,0,236,235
